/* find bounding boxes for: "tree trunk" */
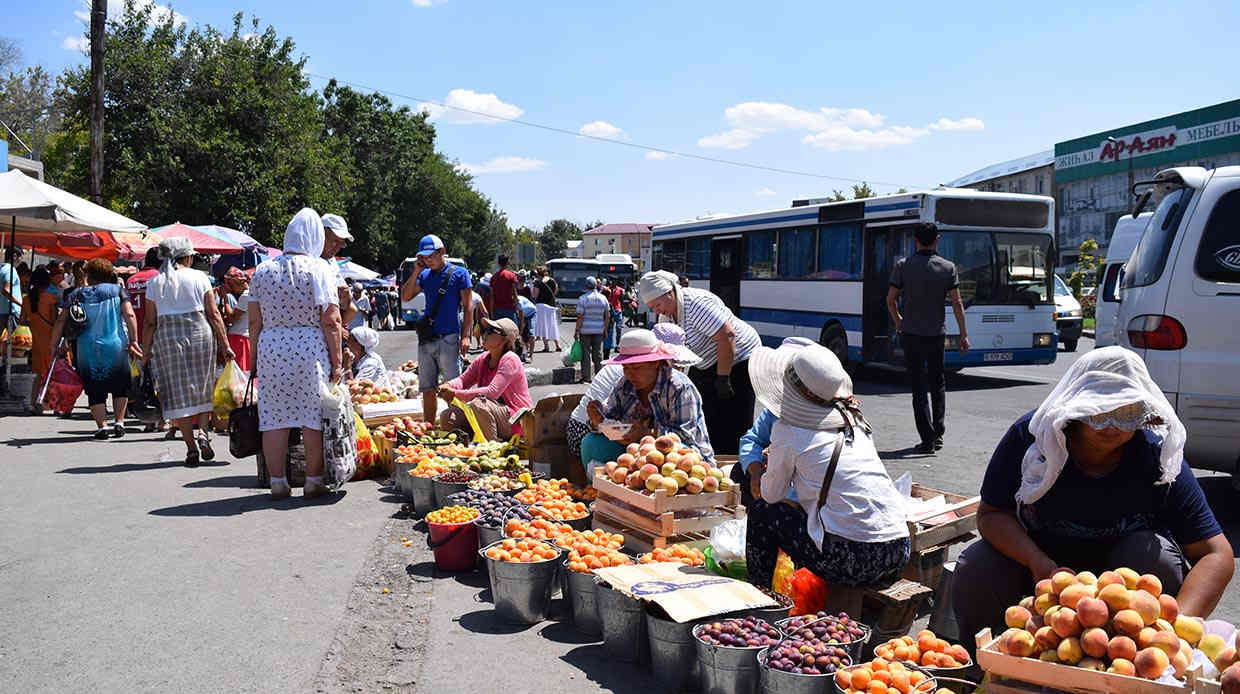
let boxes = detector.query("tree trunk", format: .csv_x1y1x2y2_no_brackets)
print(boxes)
88,0,106,204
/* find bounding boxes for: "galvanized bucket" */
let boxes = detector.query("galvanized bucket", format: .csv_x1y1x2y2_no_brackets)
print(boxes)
478,540,561,624
735,592,793,624
393,460,416,498
775,617,871,664
693,623,767,694
476,521,503,549
646,609,702,691
562,510,593,531
409,475,436,517
757,646,851,694
597,583,648,662
433,474,476,509
562,561,603,637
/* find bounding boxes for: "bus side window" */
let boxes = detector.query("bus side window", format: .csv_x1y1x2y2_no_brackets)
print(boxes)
745,231,776,279
816,223,862,280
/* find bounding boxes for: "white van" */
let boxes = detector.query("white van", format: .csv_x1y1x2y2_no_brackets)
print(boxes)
1052,275,1083,352
1115,166,1240,475
1095,212,1152,347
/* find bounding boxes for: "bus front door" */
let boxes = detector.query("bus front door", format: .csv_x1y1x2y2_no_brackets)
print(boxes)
710,237,743,315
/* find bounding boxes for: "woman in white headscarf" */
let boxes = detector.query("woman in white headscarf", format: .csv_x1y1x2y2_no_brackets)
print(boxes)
953,346,1233,649
141,236,233,466
249,208,344,500
347,325,388,387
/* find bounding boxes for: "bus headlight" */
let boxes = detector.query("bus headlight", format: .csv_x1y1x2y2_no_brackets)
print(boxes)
1034,333,1054,347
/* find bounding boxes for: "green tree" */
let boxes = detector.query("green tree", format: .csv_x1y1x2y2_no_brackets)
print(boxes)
1067,238,1100,298
896,187,908,194
851,182,876,199
0,65,60,160
827,190,848,202
539,218,582,261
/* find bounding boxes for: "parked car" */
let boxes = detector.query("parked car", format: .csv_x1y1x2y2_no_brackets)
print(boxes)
1053,274,1083,352
1115,165,1240,477
1096,212,1152,347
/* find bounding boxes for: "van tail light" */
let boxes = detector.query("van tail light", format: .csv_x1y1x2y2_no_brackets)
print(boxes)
1127,315,1187,350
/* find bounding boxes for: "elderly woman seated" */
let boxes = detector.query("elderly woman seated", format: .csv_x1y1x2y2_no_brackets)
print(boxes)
347,326,388,387
437,317,532,440
583,328,714,468
953,346,1234,648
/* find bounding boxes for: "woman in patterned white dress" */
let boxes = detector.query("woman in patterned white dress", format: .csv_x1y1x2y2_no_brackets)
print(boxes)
248,208,344,500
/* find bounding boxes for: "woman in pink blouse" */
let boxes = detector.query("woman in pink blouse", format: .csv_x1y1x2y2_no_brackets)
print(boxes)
437,316,533,440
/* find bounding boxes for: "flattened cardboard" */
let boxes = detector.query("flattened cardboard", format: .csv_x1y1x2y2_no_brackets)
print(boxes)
593,561,776,623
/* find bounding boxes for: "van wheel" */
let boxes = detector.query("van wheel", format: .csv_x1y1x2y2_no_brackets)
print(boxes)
1063,339,1078,352
820,324,851,372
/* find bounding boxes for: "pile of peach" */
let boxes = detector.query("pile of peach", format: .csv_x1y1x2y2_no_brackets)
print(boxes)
484,538,559,563
832,657,940,694
514,479,574,504
566,543,631,573
638,544,705,566
553,529,625,551
600,433,733,496
425,505,479,524
530,499,590,521
504,517,573,541
873,631,970,669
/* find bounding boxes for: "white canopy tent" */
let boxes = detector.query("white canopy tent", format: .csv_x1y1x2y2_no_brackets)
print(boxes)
337,260,380,281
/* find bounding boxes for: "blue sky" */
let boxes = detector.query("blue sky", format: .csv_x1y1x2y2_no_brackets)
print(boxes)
14,0,1240,232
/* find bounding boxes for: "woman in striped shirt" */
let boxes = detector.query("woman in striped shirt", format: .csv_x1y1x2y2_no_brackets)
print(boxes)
638,270,760,454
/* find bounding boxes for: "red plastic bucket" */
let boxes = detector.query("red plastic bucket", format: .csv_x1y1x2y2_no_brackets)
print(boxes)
427,520,479,572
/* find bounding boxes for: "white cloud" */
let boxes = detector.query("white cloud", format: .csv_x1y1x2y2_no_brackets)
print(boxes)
755,186,777,198
459,156,547,175
579,120,625,139
411,0,447,5
61,35,89,53
698,101,981,151
928,117,985,132
645,151,671,161
418,89,524,125
75,0,187,27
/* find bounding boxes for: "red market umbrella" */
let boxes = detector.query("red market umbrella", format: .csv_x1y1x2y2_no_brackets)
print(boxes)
149,222,243,254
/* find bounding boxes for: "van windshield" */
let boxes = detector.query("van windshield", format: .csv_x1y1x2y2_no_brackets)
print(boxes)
1122,186,1192,289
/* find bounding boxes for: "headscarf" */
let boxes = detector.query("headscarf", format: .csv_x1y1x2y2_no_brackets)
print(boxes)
350,326,380,353
283,208,325,257
638,270,683,328
158,237,195,275
1017,346,1184,506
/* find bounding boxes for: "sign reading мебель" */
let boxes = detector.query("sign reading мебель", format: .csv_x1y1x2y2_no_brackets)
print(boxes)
1054,100,1240,183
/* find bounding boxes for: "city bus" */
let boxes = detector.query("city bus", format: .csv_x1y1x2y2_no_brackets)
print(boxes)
397,255,468,326
546,257,600,318
650,189,1058,370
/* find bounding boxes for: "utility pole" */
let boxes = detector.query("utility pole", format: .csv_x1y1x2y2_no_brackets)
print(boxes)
88,0,106,204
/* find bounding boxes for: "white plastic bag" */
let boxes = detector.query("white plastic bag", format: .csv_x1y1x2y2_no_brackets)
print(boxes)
321,380,347,419
710,518,747,563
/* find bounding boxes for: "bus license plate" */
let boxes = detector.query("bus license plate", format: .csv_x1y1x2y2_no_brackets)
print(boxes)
984,351,1014,362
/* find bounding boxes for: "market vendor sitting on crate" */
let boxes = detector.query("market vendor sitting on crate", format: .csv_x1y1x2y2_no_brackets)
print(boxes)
436,316,532,441
953,346,1233,650
347,325,388,388
584,328,714,468
745,341,910,614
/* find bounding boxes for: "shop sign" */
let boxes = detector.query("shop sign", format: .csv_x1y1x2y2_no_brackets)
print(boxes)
1056,125,1178,170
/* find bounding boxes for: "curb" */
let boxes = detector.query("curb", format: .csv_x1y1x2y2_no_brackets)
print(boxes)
526,367,553,387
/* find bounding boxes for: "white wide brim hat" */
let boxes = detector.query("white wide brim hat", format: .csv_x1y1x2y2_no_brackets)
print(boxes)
750,343,854,430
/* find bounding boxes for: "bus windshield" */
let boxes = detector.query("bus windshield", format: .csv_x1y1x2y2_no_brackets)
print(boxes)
549,262,598,299
937,231,1053,306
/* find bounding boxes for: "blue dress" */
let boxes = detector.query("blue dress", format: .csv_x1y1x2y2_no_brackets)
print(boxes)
64,284,131,401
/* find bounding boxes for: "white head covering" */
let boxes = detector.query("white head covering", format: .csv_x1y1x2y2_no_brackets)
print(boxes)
283,208,325,257
350,326,380,352
1016,346,1184,506
750,343,863,432
638,270,683,327
158,237,195,275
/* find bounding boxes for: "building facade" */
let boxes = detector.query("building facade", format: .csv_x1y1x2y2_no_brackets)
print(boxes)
947,150,1053,197
581,223,653,270
1054,99,1240,265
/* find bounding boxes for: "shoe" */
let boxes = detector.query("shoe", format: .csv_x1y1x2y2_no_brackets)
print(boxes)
271,479,292,500
915,442,936,455
933,437,943,450
185,449,200,467
303,479,330,499
112,423,125,438
94,427,110,440
197,433,215,461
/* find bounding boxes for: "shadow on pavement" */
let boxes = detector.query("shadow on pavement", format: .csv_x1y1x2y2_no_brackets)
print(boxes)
148,489,346,516
560,645,655,692
1197,475,1240,558
60,459,229,474
851,365,1048,393
451,571,489,589
184,475,258,489
6,434,101,446
879,446,936,461
456,608,540,635
538,620,599,645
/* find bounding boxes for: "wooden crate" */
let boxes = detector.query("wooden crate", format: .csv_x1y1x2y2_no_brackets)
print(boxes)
907,484,981,553
591,467,743,553
591,469,741,513
592,511,713,553
975,628,1202,694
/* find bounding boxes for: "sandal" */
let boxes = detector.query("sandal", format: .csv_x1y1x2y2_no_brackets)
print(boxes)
185,448,200,467
197,433,215,461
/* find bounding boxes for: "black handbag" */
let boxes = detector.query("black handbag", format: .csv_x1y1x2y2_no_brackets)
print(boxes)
228,370,261,458
63,290,87,339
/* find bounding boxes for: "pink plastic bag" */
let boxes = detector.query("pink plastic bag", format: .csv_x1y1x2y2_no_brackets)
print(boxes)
43,359,83,414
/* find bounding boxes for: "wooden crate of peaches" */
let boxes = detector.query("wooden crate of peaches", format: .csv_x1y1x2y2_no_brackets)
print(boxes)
591,433,739,512
977,567,1218,694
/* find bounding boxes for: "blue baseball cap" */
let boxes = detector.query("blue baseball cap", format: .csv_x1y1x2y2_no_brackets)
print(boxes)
417,234,445,256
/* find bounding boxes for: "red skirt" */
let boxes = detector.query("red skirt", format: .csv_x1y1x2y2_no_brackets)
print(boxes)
227,334,251,372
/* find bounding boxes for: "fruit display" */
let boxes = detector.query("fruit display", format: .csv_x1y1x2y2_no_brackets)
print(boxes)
529,499,590,522
874,630,971,669
763,641,850,676
778,612,869,648
435,471,478,484
426,505,479,524
991,566,1203,681
443,489,527,527
565,542,631,573
552,528,625,552
347,378,400,405
468,475,526,493
483,538,560,563
694,617,781,648
370,417,433,446
599,434,733,496
477,503,531,529
409,460,451,478
504,517,574,541
638,544,705,566
399,359,417,372
514,478,581,504
833,657,938,694
408,431,464,447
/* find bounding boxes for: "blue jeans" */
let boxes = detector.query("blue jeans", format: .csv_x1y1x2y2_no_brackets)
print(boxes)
604,309,621,351
494,307,518,324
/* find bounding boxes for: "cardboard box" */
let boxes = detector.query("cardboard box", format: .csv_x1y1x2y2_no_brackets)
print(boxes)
529,442,585,486
521,393,583,447
593,561,776,623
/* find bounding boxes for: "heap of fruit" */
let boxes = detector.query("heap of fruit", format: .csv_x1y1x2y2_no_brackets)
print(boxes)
468,475,525,492
833,657,939,694
484,538,560,563
347,378,400,405
763,640,850,677
478,501,531,528
408,431,462,447
564,532,632,573
9,330,31,348
530,499,590,522
553,528,625,551
371,417,433,446
514,478,591,505
639,544,705,566
504,517,573,541
444,489,527,526
873,631,970,669
426,505,479,524
993,566,1208,681
399,360,417,372
779,612,869,649
695,617,781,648
408,459,451,478
599,433,733,496
435,471,477,485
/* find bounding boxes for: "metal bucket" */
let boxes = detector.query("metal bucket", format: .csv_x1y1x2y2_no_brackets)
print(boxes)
597,583,648,662
394,461,416,498
693,624,765,694
776,617,871,664
735,593,794,624
476,522,503,549
830,663,938,694
563,511,593,531
409,475,436,517
646,610,702,691
562,561,603,637
757,646,850,694
433,475,475,509
478,540,561,624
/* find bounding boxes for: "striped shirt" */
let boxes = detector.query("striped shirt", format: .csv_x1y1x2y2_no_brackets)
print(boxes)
677,288,760,368
576,289,610,335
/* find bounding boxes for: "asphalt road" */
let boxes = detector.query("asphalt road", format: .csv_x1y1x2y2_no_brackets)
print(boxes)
2,323,1237,693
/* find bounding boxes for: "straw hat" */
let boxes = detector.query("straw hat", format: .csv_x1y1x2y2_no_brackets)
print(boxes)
750,342,854,430
651,324,701,368
604,329,678,365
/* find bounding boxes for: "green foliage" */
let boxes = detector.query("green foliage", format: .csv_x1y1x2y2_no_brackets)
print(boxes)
538,218,582,261
851,182,876,199
0,65,59,159
1067,238,1100,298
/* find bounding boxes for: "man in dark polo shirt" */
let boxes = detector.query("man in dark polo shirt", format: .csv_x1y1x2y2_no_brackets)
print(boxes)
887,223,970,454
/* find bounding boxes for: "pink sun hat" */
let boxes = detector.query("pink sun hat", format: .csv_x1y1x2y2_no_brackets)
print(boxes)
603,329,679,365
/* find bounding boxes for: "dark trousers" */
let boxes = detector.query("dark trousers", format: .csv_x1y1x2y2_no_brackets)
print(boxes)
903,333,946,445
952,532,1188,654
689,357,754,455
579,332,604,381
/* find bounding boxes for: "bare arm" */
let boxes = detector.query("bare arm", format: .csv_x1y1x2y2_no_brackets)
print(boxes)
248,301,262,373
120,299,141,359
336,285,356,326
886,286,903,333
203,289,235,365
977,501,1058,580
459,288,473,356
400,258,426,302
320,304,344,383
141,299,158,364
48,309,67,355
1176,534,1234,618
949,288,969,354
712,323,736,376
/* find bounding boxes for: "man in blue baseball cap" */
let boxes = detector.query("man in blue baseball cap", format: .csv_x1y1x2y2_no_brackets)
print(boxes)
400,234,473,424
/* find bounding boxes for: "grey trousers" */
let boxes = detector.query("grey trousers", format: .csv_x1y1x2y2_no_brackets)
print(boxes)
579,332,604,381
952,530,1188,654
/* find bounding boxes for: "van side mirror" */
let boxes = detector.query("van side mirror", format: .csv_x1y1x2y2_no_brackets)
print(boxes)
1132,190,1152,217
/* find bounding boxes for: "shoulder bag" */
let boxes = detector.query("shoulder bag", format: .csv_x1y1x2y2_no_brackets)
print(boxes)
813,437,845,516
63,290,87,339
229,369,261,459
414,267,450,343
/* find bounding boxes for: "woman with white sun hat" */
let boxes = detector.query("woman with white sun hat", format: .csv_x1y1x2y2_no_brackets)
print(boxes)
745,340,909,604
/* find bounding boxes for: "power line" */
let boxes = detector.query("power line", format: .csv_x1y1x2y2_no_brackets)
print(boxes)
305,72,927,190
